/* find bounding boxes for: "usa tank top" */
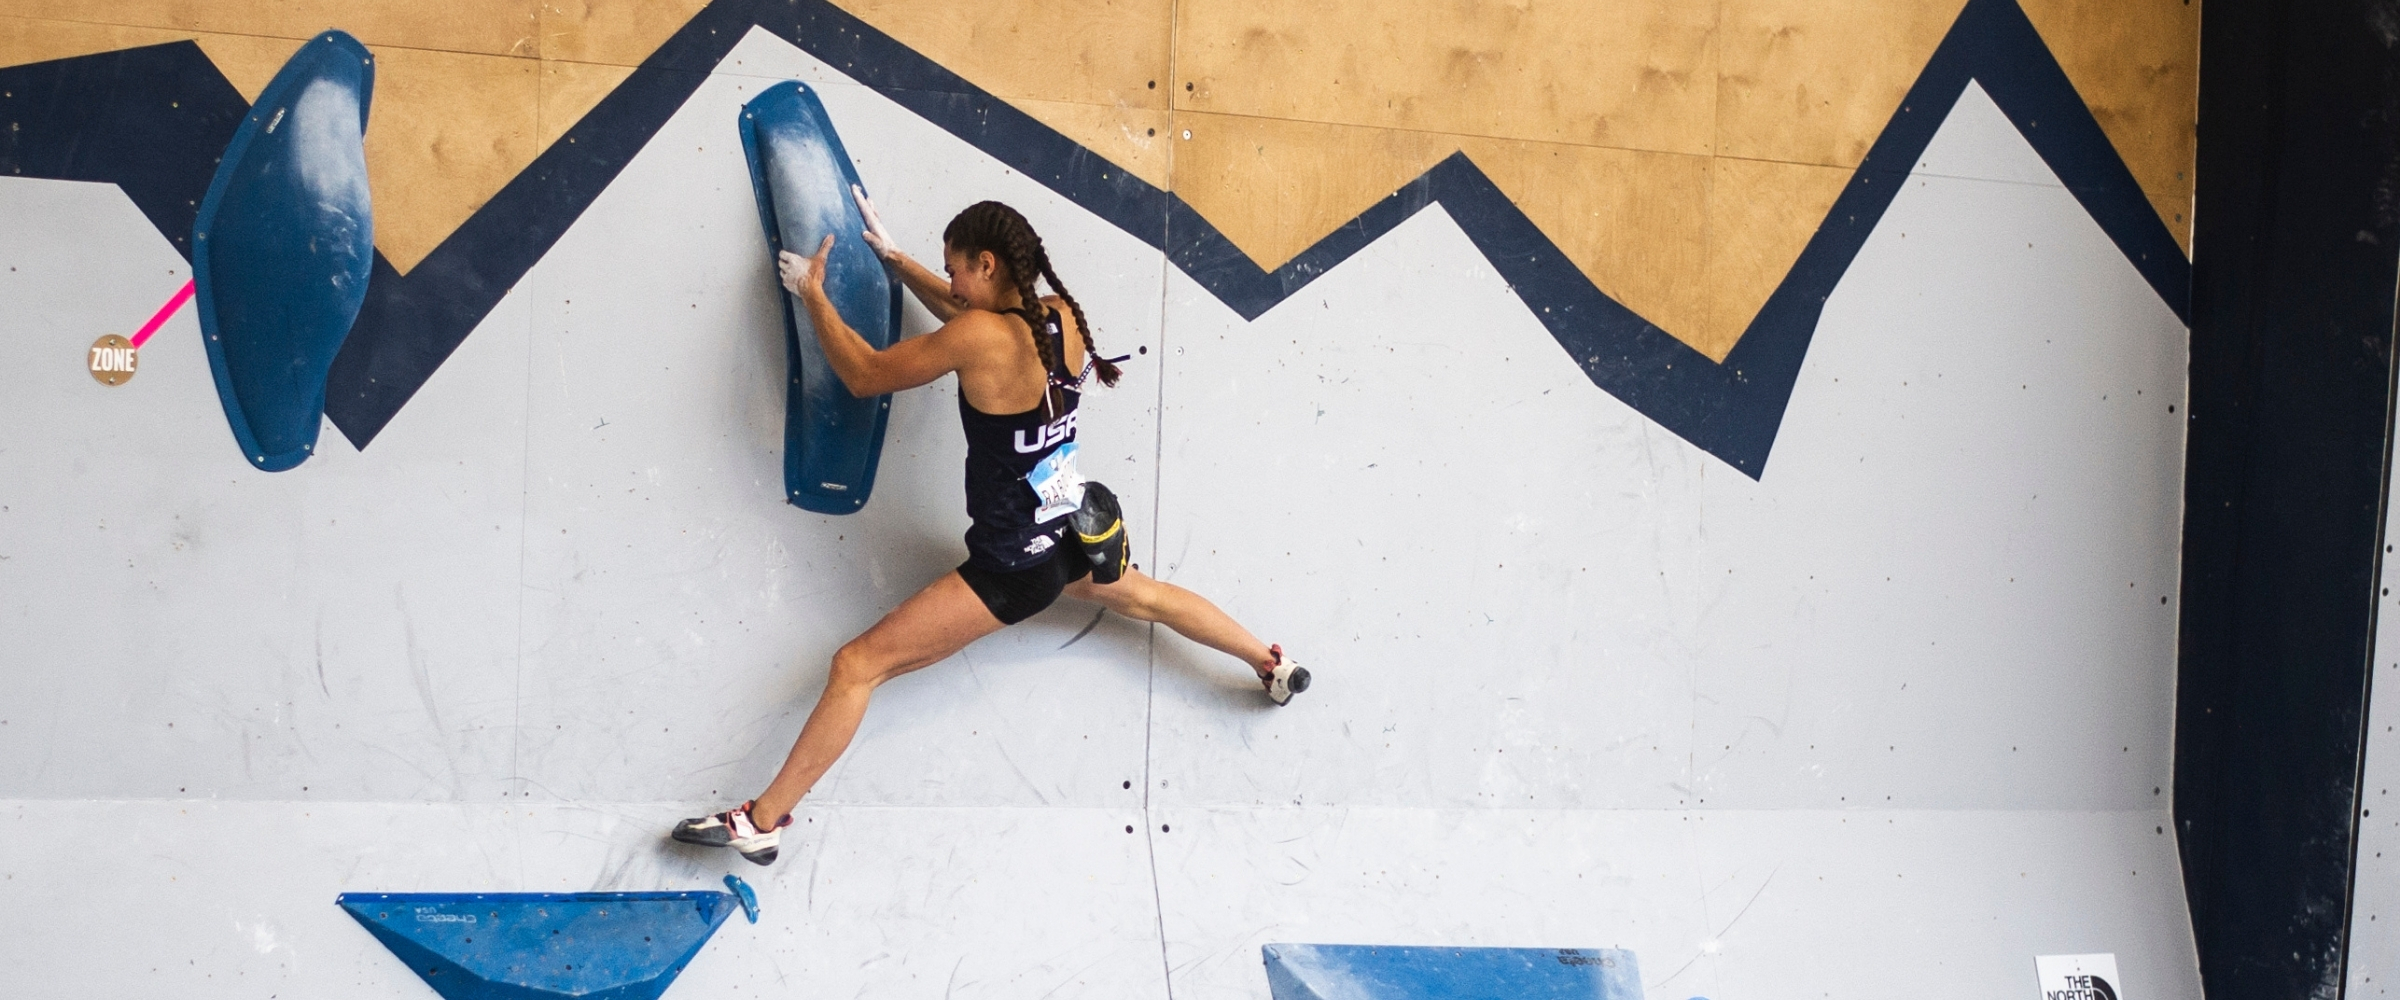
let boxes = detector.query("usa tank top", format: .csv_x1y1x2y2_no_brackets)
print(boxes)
959,306,1084,572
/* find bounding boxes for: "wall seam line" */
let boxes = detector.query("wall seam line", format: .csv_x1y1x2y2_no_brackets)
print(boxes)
1142,5,1183,996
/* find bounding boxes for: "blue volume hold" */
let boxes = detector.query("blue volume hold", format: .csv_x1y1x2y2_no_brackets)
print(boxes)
737,81,901,515
338,891,736,1000
721,875,758,924
191,30,375,472
1261,944,1642,1000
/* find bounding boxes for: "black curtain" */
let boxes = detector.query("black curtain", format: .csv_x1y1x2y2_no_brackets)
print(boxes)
2177,0,2400,996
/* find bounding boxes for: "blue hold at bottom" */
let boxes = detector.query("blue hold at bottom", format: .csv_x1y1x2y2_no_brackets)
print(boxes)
338,891,736,1000
1262,943,1642,1000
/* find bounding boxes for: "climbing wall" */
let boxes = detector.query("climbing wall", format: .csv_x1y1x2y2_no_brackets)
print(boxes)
0,2,2201,997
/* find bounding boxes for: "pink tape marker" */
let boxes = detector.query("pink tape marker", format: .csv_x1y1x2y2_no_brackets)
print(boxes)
129,278,196,349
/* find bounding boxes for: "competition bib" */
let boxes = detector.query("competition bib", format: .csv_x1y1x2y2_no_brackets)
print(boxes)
1026,441,1086,523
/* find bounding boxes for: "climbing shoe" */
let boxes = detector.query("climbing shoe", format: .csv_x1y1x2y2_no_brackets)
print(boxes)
671,801,788,866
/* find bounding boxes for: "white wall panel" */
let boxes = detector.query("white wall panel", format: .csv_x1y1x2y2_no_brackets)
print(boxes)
0,799,1168,999
0,46,2198,1000
1146,83,2183,819
2348,401,2400,996
0,177,530,803
506,33,1169,809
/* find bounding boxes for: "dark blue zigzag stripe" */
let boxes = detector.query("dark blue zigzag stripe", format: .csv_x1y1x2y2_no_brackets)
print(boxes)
0,0,2185,478
0,43,242,258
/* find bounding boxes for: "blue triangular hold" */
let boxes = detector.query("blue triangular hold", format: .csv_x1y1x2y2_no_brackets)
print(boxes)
1263,944,1641,1000
338,892,736,1000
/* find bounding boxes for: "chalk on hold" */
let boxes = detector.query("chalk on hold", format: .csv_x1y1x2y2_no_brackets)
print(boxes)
738,81,900,515
192,31,375,472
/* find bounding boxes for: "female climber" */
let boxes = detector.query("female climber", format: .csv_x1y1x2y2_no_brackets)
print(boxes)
673,196,1309,865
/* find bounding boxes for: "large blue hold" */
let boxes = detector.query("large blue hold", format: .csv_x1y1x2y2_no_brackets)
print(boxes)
192,30,375,472
738,81,901,515
1262,944,1643,1000
338,891,736,1000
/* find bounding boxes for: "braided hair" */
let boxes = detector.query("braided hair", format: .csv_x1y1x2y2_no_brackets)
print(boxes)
942,201,1123,388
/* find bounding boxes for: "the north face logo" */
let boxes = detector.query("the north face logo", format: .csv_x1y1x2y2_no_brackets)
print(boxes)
2036,956,2124,1000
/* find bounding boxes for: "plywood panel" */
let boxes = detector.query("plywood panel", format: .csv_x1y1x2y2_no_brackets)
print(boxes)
1015,98,1173,189
537,0,711,67
1169,111,1721,354
1715,0,1966,168
2019,0,2196,253
0,16,188,73
831,0,1172,111
1170,0,1720,157
2,16,574,275
1458,136,1713,347
188,35,308,101
831,0,1177,193
1167,112,1455,274
0,0,539,58
0,16,295,99
6,0,2199,339
1703,156,1852,360
366,47,541,272
537,57,635,150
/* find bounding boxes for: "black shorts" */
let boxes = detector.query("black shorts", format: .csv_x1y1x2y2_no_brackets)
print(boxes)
958,551,1091,625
